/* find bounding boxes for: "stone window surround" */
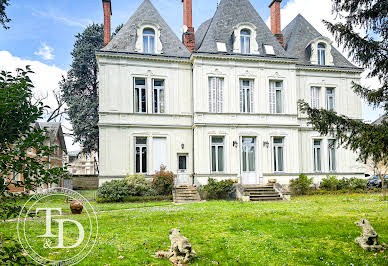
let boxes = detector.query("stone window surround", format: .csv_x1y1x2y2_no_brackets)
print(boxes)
232,22,260,55
135,22,163,54
307,37,334,66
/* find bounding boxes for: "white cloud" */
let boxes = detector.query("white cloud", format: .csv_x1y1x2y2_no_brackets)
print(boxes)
32,9,92,28
267,0,384,122
0,51,79,152
34,42,55,60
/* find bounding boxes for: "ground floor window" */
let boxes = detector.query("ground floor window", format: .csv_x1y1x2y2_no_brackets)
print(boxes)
242,137,255,172
273,137,284,172
328,139,336,172
135,137,147,173
313,139,322,172
211,136,224,172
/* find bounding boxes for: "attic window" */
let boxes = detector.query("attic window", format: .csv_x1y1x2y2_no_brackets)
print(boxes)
143,28,155,54
216,42,227,52
240,29,251,54
264,45,275,55
135,23,163,54
317,43,326,65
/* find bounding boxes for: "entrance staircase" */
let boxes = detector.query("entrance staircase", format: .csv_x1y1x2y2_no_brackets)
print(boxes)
243,185,283,201
173,186,201,203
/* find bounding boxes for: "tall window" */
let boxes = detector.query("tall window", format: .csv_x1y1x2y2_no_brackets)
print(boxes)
135,137,147,173
269,81,283,114
143,28,155,54
326,88,335,111
311,87,320,108
209,77,224,113
317,43,326,65
211,137,224,172
153,79,165,114
240,79,253,113
240,29,251,54
273,137,284,172
134,78,146,113
242,137,255,172
313,139,322,172
328,139,336,172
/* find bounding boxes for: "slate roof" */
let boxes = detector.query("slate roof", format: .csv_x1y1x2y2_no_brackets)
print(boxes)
372,114,387,125
282,14,357,68
36,122,67,154
102,0,191,58
195,0,288,57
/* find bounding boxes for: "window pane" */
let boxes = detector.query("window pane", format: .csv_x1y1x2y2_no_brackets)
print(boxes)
317,148,321,171
179,156,187,170
278,147,284,171
143,36,148,53
248,146,255,171
273,146,277,171
136,147,140,173
241,36,245,53
242,146,247,172
141,89,146,112
242,89,246,112
154,89,158,113
135,79,145,86
159,89,165,113
136,137,147,145
150,36,155,53
143,28,155,35
135,88,139,112
218,146,224,172
243,80,250,86
274,137,283,144
276,90,282,113
212,137,224,144
247,89,251,113
212,146,216,172
314,140,321,146
142,147,147,173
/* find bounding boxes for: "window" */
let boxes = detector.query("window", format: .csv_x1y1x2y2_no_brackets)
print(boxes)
326,88,335,111
317,43,326,65
269,81,283,114
211,137,224,172
153,79,165,114
240,29,251,54
209,77,224,113
143,28,155,54
240,79,253,113
311,87,320,109
328,139,336,172
12,172,21,182
86,167,90,174
273,137,284,172
313,139,322,172
242,137,255,172
135,137,147,173
264,45,275,55
178,155,187,171
134,78,146,113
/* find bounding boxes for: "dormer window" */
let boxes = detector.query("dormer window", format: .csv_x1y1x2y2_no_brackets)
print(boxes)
143,28,155,54
240,29,251,54
317,43,326,65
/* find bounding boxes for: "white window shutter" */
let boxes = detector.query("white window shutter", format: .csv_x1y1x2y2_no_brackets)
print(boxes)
250,80,254,113
209,77,216,112
217,78,223,112
239,80,243,112
269,81,275,114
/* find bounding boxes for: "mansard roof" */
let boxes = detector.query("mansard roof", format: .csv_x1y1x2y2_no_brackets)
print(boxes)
282,14,356,68
101,0,191,58
195,0,287,57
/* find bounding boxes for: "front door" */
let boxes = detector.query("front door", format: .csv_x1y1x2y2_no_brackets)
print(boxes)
241,137,257,184
176,155,190,187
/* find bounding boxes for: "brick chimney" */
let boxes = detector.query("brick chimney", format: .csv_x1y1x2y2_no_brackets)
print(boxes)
269,0,284,47
182,0,195,52
102,0,112,46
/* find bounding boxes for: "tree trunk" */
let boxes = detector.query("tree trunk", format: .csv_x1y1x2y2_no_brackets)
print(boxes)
382,178,386,201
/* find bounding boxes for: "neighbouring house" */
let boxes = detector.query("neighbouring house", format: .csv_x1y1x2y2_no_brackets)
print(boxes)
7,122,67,193
67,150,99,175
97,0,365,187
372,114,387,125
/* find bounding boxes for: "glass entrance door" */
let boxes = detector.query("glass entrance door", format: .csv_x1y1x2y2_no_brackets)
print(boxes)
241,137,257,184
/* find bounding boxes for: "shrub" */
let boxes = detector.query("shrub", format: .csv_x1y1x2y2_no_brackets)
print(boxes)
320,175,340,191
97,179,128,202
348,177,367,190
200,178,236,200
289,174,313,195
96,195,173,203
125,174,152,196
152,166,174,196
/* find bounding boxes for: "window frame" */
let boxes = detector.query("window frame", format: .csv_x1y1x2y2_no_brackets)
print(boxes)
317,43,326,65
311,86,321,109
273,137,285,172
269,80,284,114
152,79,165,114
242,137,256,172
240,29,251,54
208,77,224,113
211,136,225,173
240,79,253,113
143,28,155,54
135,137,148,174
134,78,147,113
313,139,322,172
326,88,335,111
328,139,336,172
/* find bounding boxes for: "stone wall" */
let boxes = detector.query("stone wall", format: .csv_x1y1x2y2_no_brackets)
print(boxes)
72,175,99,190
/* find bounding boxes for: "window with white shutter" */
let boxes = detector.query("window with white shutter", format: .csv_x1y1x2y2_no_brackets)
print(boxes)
209,77,224,113
269,81,283,114
311,87,320,109
240,79,253,113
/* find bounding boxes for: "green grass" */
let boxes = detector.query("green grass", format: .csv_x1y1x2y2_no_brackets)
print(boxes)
1,194,387,265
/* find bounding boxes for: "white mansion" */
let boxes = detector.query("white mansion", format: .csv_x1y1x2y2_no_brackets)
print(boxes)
97,0,365,186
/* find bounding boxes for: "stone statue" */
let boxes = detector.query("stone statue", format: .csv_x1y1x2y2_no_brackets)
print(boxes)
354,219,383,251
155,228,195,265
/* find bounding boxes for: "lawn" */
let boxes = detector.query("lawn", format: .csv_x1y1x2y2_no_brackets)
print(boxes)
1,194,387,265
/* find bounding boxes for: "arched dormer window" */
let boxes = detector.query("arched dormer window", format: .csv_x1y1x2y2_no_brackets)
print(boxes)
317,43,326,65
143,28,155,54
241,29,251,54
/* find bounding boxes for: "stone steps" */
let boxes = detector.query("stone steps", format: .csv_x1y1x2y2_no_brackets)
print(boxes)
173,186,201,203
243,185,283,202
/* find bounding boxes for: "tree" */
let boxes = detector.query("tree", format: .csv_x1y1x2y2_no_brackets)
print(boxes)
299,0,388,196
61,24,104,154
0,0,10,29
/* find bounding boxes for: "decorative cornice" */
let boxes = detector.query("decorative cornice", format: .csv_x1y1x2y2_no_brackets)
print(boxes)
296,64,363,73
96,50,191,63
191,52,298,64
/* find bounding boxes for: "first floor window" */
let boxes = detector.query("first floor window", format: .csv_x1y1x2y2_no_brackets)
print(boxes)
273,137,284,172
326,88,335,111
240,79,253,113
269,81,283,114
153,79,165,113
313,139,322,172
211,136,224,172
209,77,224,113
328,139,336,172
311,87,320,108
134,78,146,113
135,137,147,173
